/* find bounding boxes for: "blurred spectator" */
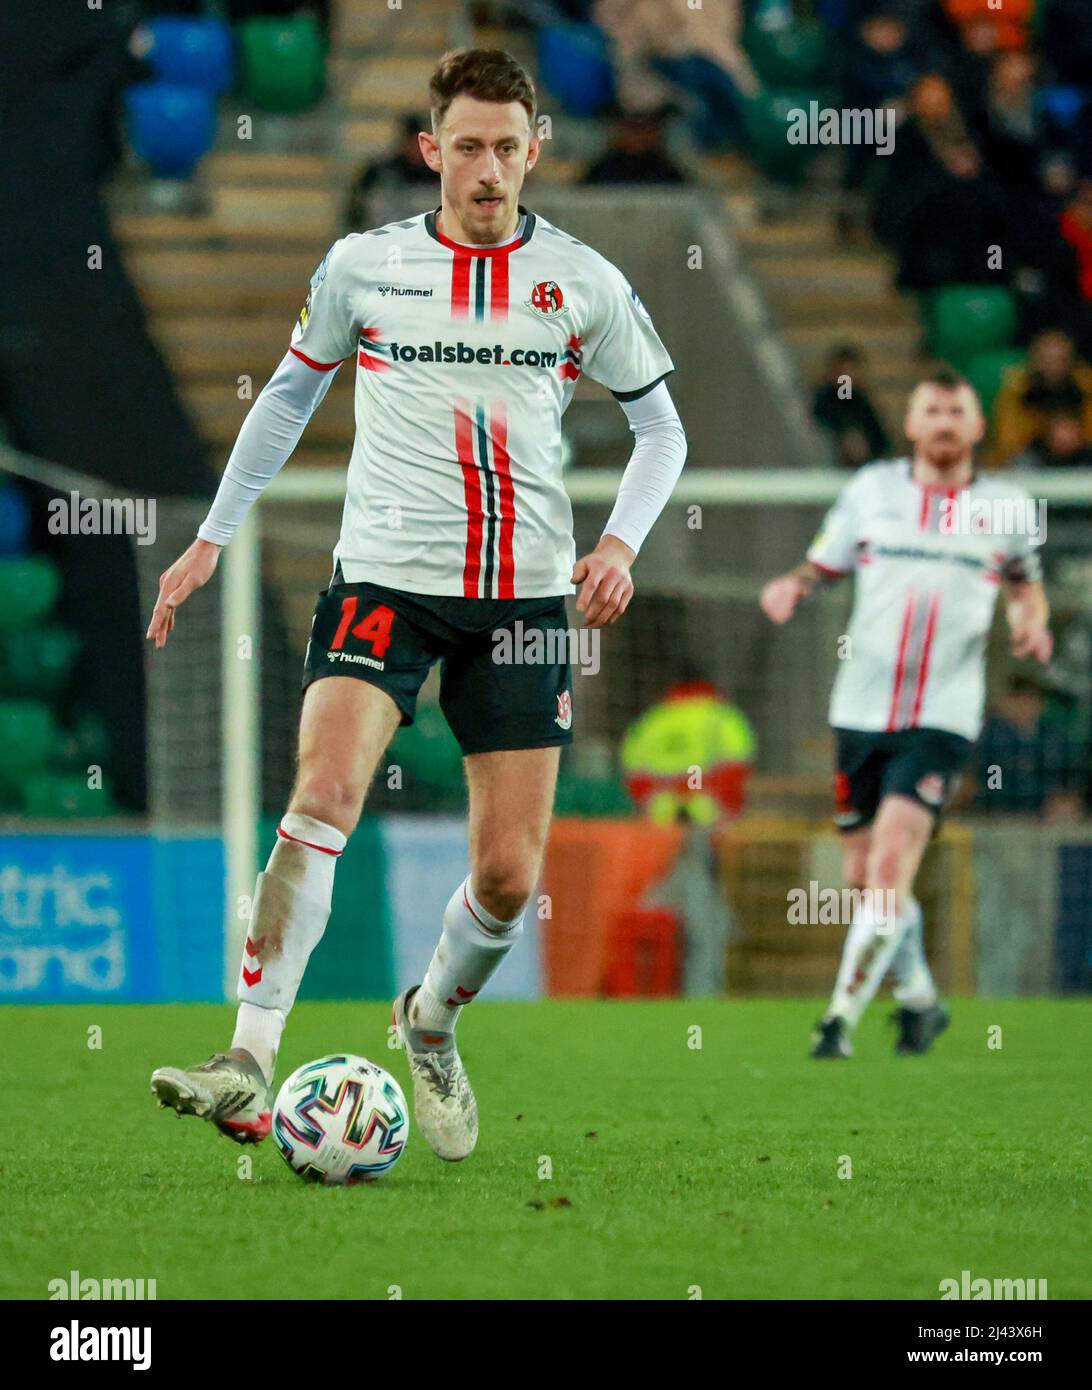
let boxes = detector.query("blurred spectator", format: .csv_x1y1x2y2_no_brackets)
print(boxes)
874,75,1008,292
1011,411,1092,469
1041,0,1092,91
993,328,1092,461
1059,180,1092,303
942,0,1034,54
974,675,1086,820
581,107,688,185
344,113,435,232
594,0,759,149
811,345,891,468
836,4,921,238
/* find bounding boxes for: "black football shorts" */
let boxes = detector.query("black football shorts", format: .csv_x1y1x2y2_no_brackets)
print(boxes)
302,578,574,756
832,727,973,833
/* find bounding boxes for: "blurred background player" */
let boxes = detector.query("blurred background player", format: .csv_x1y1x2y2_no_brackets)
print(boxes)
761,372,1052,1058
144,48,686,1159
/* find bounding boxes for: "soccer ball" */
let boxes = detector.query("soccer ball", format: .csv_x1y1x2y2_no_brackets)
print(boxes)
272,1054,409,1185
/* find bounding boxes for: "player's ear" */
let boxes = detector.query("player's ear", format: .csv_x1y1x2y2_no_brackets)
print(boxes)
418,129,442,174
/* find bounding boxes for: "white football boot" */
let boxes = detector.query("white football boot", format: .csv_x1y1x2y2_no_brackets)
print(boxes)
151,1048,272,1144
391,986,478,1162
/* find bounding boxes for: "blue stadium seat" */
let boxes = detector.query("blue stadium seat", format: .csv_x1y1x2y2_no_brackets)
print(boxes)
146,17,234,94
0,483,30,557
536,25,614,118
126,81,218,179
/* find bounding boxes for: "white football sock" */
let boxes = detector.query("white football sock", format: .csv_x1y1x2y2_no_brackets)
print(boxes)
828,893,911,1027
231,813,346,1081
890,898,938,1010
410,876,525,1037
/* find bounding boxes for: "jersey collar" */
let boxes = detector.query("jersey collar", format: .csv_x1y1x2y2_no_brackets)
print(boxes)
425,205,536,255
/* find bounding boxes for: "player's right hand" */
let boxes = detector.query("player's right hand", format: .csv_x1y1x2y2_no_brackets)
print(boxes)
146,538,222,649
760,574,806,625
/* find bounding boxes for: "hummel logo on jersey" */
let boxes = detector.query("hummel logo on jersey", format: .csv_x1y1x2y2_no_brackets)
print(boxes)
527,280,567,316
377,285,434,297
387,340,559,368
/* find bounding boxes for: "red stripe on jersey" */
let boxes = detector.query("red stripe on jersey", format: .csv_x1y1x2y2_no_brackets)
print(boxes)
918,487,931,531
455,401,483,596
490,254,509,321
491,401,516,598
289,346,345,372
887,592,916,731
451,252,472,320
909,593,941,727
358,350,390,372
812,560,849,578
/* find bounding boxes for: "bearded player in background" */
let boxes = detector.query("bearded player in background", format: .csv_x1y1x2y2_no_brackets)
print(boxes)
761,372,1051,1059
144,49,686,1157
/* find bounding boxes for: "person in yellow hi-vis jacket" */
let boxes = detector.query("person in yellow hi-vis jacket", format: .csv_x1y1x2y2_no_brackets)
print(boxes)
621,678,756,993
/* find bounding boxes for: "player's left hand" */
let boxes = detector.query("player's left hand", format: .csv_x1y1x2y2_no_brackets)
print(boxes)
572,536,635,628
1010,621,1053,664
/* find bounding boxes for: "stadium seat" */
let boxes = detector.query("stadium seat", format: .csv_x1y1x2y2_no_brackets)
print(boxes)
535,25,614,118
926,286,1018,371
0,555,62,632
126,81,218,179
0,482,30,556
146,17,234,93
966,348,1026,419
22,771,114,819
238,14,326,113
389,702,464,794
741,89,824,184
744,19,827,87
0,626,80,698
1040,86,1086,131
0,701,55,784
53,711,110,773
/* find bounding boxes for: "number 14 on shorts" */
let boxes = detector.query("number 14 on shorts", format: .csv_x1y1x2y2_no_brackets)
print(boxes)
331,598,395,658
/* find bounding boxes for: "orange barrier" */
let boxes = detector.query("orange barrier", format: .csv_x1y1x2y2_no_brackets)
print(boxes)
603,907,681,998
540,819,683,996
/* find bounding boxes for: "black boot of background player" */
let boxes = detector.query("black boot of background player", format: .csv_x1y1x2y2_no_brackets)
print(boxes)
810,1016,853,1059
892,1004,950,1055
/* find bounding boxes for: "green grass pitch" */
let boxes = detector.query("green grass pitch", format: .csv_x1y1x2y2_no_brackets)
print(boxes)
3,998,1089,1300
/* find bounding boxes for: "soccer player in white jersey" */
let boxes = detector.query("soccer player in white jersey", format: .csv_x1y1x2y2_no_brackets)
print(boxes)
761,372,1051,1059
145,50,686,1157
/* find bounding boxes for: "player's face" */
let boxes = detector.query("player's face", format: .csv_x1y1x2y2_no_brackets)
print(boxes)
905,385,984,466
422,95,539,243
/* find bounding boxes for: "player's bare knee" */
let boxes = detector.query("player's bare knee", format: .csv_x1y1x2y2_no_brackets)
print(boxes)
288,775,363,838
472,863,535,923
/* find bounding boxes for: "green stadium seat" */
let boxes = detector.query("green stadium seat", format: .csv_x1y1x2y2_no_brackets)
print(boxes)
741,89,824,184
0,625,80,698
744,20,827,87
389,702,464,794
926,286,1018,371
966,348,1026,419
0,556,62,633
0,701,55,785
22,771,114,819
554,773,632,819
238,14,326,113
54,711,110,772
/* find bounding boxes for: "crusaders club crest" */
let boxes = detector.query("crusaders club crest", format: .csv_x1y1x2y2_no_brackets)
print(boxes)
527,280,567,316
555,690,573,731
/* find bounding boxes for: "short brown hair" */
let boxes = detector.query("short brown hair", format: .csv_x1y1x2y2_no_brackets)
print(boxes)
428,48,536,132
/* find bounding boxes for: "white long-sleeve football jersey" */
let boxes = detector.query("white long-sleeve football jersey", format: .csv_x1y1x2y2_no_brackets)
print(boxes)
272,206,674,598
807,459,1044,741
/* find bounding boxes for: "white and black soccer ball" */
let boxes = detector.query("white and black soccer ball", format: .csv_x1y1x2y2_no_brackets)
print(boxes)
273,1054,408,1185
